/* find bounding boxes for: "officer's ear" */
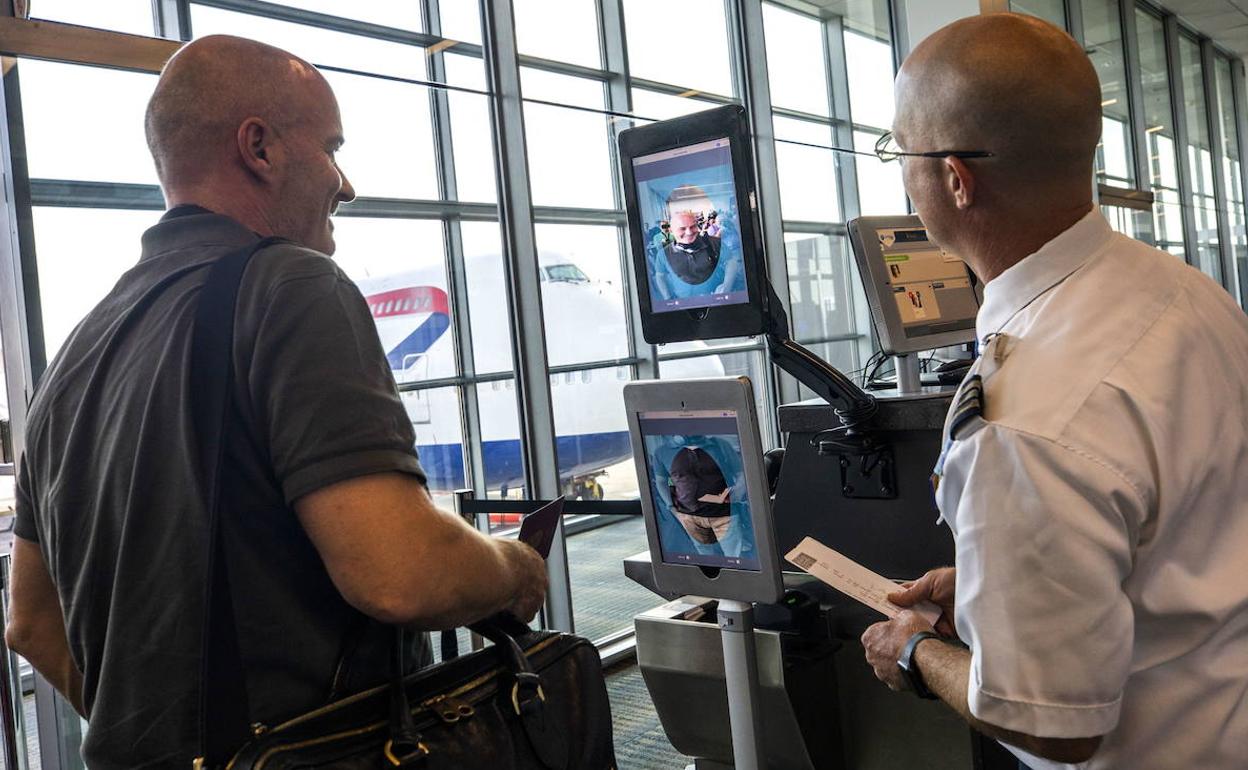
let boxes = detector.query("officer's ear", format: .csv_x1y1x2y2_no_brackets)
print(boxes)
237,117,280,182
943,155,976,210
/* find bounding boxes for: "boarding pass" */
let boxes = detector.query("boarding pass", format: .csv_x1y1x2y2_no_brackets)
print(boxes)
786,537,941,626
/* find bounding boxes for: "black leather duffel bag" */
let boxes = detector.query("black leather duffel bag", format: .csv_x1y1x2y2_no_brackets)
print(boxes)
191,241,617,769
222,622,618,769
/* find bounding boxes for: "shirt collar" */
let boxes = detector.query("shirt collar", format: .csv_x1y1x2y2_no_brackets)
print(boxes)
976,207,1114,342
139,207,260,262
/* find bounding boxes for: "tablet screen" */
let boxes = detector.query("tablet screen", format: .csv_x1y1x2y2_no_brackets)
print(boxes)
631,138,749,314
875,226,978,340
637,408,759,571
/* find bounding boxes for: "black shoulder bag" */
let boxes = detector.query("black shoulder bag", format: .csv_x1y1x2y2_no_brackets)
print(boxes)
190,240,617,769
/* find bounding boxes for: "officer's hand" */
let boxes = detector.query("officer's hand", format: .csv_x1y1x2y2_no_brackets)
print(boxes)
861,610,934,691
889,566,957,638
500,539,548,623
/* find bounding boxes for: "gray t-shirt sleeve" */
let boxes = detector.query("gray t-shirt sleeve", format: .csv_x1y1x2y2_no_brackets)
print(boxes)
246,249,427,504
13,452,38,542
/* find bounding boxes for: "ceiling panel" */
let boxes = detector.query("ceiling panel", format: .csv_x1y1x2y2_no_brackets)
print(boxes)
1141,0,1248,56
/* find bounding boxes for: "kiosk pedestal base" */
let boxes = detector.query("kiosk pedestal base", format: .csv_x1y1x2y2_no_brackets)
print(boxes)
636,603,1019,770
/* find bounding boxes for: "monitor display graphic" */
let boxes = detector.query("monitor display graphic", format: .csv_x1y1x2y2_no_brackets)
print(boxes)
637,408,759,571
876,227,978,339
632,138,749,314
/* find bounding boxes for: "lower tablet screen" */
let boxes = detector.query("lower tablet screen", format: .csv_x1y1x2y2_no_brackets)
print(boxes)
637,408,760,571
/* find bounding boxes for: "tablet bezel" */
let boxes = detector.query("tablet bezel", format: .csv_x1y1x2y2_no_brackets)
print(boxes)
618,105,769,344
848,215,983,355
623,377,783,603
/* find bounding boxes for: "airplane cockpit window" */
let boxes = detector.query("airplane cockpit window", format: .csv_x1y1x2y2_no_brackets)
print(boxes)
545,264,591,283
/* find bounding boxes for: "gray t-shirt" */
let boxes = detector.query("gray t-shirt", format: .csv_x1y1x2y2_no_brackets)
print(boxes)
15,210,428,768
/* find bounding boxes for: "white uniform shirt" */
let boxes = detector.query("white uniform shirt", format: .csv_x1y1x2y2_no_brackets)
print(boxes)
936,210,1248,769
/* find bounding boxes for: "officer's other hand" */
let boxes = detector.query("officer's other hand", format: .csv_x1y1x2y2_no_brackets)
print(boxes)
501,539,548,623
889,566,957,637
861,610,935,691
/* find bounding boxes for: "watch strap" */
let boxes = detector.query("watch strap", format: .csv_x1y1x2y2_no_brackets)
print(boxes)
899,630,941,700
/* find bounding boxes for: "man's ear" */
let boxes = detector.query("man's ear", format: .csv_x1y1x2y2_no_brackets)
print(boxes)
237,117,277,181
943,156,976,210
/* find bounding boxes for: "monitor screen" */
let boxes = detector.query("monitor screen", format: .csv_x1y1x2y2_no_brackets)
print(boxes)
631,138,749,314
876,226,978,340
637,408,759,571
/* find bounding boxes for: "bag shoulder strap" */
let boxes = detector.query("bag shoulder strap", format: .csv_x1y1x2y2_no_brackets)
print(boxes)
190,237,286,767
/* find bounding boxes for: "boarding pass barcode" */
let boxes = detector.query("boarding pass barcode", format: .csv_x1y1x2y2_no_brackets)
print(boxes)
790,552,817,570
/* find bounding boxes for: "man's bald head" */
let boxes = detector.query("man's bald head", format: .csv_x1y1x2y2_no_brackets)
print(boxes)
144,35,354,255
895,13,1101,188
145,35,332,185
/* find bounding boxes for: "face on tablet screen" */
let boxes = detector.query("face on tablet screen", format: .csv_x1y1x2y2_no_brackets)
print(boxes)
637,408,760,571
632,138,749,314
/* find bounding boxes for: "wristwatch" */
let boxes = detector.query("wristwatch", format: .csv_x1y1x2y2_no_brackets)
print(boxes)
898,630,941,699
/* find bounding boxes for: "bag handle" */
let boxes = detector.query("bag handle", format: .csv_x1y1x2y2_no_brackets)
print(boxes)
189,237,286,767
469,617,569,769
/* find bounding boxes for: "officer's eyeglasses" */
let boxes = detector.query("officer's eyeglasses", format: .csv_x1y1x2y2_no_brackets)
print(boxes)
873,131,995,163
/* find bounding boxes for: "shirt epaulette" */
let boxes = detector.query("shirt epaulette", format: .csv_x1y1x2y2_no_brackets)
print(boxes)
949,374,985,440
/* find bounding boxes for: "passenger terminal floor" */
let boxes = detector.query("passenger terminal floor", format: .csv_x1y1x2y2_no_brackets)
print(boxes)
605,659,690,769
565,513,661,643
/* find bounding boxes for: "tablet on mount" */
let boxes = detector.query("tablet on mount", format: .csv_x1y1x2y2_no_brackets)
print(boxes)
623,377,783,604
619,105,876,431
847,215,982,356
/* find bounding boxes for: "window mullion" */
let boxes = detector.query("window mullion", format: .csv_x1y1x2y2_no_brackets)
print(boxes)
728,0,798,409
1165,15,1200,266
1201,40,1234,290
824,13,860,223
1231,59,1248,305
479,0,571,631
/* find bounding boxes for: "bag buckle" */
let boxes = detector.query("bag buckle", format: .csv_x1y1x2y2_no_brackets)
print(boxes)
384,738,429,766
511,672,546,715
426,694,476,724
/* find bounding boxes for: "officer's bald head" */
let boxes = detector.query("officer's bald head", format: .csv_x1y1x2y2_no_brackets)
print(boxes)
893,14,1101,279
896,13,1100,184
145,35,331,186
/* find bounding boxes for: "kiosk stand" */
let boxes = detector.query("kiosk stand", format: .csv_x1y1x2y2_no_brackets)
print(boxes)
623,378,784,770
893,354,923,394
718,600,765,770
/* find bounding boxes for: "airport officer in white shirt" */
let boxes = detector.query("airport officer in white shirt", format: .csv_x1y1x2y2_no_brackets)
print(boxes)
859,13,1248,769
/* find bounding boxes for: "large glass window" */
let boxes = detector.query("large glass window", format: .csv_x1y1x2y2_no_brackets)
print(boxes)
623,0,735,97
324,71,439,201
535,224,631,367
774,120,841,222
763,4,830,117
1179,35,1222,282
514,0,602,68
329,217,450,384
1082,0,1135,189
252,1,423,32
1009,0,1067,29
459,221,515,374
189,5,429,81
31,0,153,35
523,102,615,208
31,207,155,358
20,61,158,185
1135,9,1184,258
845,18,904,218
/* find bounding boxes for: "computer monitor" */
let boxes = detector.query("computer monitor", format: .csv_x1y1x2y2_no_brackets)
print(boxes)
619,105,769,344
624,378,783,603
848,215,983,355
